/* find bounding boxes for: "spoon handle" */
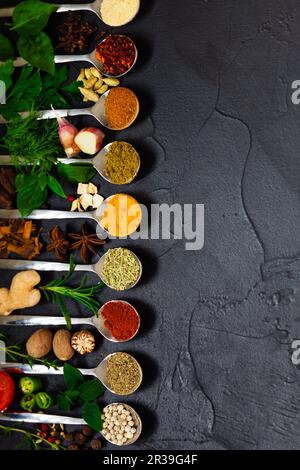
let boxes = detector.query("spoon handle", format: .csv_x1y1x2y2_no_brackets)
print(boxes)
0,362,95,377
56,3,95,14
0,258,95,273
0,155,94,166
55,54,92,65
0,108,93,124
0,411,86,426
0,208,95,221
0,315,92,327
0,363,64,375
0,7,14,17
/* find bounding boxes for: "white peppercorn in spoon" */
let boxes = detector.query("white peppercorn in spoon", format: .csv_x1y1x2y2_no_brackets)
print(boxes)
0,404,142,446
0,352,143,396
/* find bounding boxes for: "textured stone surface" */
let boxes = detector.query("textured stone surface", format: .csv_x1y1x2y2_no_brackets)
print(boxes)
1,0,300,451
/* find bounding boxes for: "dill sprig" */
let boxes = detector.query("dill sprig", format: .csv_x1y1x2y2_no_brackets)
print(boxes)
40,256,103,330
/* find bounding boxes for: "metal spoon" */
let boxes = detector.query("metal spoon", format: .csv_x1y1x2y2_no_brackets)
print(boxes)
0,403,142,446
0,0,141,26
0,141,141,185
0,250,143,291
12,34,138,78
0,301,141,342
0,352,143,396
0,89,140,128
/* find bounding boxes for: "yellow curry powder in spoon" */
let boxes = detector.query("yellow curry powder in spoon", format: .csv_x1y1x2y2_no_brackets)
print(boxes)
100,194,142,237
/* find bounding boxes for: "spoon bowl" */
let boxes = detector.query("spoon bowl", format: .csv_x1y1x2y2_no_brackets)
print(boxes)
102,403,142,446
97,88,140,130
96,300,141,342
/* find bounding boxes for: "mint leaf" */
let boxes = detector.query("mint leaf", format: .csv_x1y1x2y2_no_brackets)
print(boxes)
0,59,14,91
57,393,70,412
82,402,103,432
63,363,84,390
17,32,55,74
0,34,14,61
79,379,105,402
12,0,57,35
47,175,66,199
57,162,96,184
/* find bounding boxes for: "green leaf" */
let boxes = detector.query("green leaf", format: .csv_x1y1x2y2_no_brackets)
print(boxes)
15,173,48,217
57,393,70,412
47,175,66,198
82,402,103,432
56,295,71,330
63,363,84,391
12,0,57,35
3,66,41,115
0,34,14,61
79,379,105,402
17,32,55,74
38,172,48,191
57,162,96,184
0,59,14,91
62,79,83,101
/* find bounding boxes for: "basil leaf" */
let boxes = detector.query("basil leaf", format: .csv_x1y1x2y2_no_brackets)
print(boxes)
12,0,57,35
4,66,41,114
0,34,14,61
38,173,48,191
82,402,103,432
79,379,105,402
47,175,67,199
16,173,48,217
57,162,96,184
0,59,14,91
57,393,70,412
63,363,84,390
17,32,55,75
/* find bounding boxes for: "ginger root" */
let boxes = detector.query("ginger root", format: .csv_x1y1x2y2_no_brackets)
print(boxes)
0,271,41,316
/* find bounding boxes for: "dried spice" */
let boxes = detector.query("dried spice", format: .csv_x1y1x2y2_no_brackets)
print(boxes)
102,404,138,446
100,0,140,27
56,12,100,53
96,35,136,76
106,352,141,395
101,301,139,341
101,248,141,291
104,141,140,184
69,223,106,263
0,220,42,260
0,168,16,209
47,226,69,261
105,87,139,130
100,194,142,237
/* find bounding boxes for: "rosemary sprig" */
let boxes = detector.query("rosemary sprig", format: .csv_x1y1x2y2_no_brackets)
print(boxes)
40,256,103,330
0,424,65,450
0,333,59,369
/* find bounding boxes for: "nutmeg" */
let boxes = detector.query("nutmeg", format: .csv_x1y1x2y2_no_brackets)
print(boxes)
71,330,95,355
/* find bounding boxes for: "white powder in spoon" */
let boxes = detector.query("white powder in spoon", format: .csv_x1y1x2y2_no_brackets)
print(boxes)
100,0,140,26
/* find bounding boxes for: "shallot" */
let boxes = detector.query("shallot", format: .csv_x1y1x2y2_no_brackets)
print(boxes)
57,117,80,158
74,127,105,155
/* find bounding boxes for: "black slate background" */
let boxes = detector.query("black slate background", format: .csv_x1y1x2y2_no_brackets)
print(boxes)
0,0,300,451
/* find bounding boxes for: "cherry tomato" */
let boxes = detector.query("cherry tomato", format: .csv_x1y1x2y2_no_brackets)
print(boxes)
0,371,15,412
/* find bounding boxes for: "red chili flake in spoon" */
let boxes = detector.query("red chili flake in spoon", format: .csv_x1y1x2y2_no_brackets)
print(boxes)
96,35,136,76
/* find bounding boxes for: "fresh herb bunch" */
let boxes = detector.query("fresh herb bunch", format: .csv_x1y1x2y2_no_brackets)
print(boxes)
57,364,104,432
40,256,103,330
0,0,57,74
2,110,67,216
0,424,64,450
0,61,82,119
0,332,59,369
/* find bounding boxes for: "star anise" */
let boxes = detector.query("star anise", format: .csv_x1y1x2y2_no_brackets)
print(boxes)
68,223,106,263
47,226,69,261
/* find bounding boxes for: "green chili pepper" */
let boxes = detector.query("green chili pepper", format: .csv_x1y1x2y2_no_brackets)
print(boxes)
19,377,42,394
35,392,53,410
20,394,36,412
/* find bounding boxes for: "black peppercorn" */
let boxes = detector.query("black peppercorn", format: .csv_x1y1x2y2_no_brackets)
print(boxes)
90,438,102,450
75,431,87,445
82,425,93,437
68,444,80,451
